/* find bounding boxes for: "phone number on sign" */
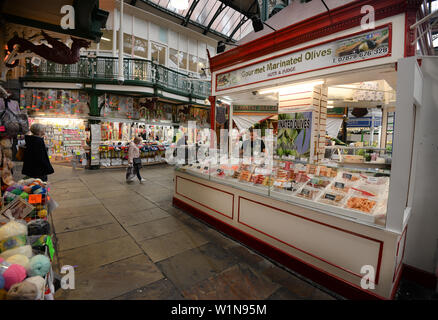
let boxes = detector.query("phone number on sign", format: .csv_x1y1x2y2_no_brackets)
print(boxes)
334,46,389,63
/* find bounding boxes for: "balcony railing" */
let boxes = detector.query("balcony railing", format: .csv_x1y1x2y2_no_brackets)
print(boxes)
24,56,211,99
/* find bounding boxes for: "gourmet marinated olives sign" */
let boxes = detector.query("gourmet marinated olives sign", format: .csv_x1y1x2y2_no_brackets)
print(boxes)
216,25,391,92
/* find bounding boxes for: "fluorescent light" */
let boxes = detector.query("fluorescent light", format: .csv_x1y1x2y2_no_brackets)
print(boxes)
259,81,324,95
101,37,110,41
327,105,334,109
328,100,334,104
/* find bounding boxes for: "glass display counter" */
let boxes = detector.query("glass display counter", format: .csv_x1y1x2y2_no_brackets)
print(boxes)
176,149,391,227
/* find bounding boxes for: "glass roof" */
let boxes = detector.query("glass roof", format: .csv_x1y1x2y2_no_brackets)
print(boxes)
145,0,254,41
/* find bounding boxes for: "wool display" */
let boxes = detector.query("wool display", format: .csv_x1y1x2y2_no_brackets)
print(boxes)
0,273,4,289
6,254,30,270
0,245,33,259
7,280,38,300
28,255,51,277
27,220,51,236
25,276,45,300
1,263,26,290
0,220,28,240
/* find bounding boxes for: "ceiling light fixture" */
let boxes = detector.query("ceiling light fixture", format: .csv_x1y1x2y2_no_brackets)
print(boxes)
170,0,189,10
259,80,324,95
101,37,110,41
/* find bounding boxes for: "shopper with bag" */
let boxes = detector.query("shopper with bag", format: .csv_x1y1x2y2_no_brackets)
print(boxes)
127,136,145,183
22,123,54,182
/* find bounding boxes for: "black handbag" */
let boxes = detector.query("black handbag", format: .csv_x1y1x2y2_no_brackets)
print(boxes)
133,157,142,166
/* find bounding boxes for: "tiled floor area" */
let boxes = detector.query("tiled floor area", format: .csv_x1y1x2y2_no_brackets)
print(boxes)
43,163,339,300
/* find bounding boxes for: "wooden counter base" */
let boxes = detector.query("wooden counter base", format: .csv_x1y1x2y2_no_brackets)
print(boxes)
173,171,406,300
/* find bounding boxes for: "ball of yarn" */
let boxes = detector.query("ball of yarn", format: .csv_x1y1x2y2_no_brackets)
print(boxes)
31,185,41,193
23,186,32,194
11,189,22,196
34,188,44,195
0,289,7,300
7,280,38,300
27,220,51,236
3,264,26,290
37,210,48,219
0,274,4,289
6,254,29,270
0,221,28,240
25,276,45,300
5,186,15,192
0,245,33,260
28,255,51,277
19,192,29,200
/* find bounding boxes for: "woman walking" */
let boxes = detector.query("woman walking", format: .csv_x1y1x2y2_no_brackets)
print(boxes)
128,136,145,183
22,123,54,182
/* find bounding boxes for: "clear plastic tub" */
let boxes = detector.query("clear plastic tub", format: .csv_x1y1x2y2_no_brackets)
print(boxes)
330,180,354,194
306,177,332,189
318,191,346,207
345,196,377,214
296,186,321,200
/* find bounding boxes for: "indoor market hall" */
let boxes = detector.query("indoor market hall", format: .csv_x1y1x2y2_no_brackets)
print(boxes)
0,0,437,306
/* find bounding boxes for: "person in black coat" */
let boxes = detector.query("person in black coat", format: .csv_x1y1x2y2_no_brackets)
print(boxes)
22,123,54,182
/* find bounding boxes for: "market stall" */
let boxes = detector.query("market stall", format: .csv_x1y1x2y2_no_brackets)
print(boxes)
0,89,57,300
173,1,426,300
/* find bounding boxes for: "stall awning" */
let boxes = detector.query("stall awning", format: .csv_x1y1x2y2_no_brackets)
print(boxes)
326,118,343,138
233,115,270,131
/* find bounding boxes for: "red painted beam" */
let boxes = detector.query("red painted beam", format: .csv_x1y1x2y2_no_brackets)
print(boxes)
209,0,422,73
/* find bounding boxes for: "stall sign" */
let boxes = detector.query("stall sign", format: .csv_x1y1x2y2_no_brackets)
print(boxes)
216,25,391,91
276,112,313,159
233,105,278,115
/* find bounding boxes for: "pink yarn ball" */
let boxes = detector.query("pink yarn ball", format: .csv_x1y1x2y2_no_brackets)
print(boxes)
0,258,4,263
3,264,26,290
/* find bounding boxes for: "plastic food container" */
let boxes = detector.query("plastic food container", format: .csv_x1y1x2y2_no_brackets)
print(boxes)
345,196,377,214
306,177,331,189
330,180,354,193
296,187,320,200
350,183,382,198
318,191,346,206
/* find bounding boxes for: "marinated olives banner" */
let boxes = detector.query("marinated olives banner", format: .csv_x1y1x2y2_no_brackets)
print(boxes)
216,25,391,91
276,112,312,159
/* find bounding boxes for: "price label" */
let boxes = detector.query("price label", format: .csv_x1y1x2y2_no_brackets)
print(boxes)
367,177,378,184
335,182,345,189
28,194,42,204
343,173,353,180
324,193,337,201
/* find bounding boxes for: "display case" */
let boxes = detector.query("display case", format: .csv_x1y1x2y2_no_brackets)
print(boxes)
176,154,390,226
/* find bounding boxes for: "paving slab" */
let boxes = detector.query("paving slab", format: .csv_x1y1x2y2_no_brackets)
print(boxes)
139,227,209,262
55,254,163,300
53,210,117,233
126,216,185,241
113,207,170,227
52,204,112,221
105,198,157,215
113,278,183,300
261,265,315,299
57,196,101,209
182,264,279,300
55,223,127,251
156,243,238,291
58,236,142,273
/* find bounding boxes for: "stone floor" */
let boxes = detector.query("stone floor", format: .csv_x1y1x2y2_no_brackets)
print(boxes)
41,163,339,300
